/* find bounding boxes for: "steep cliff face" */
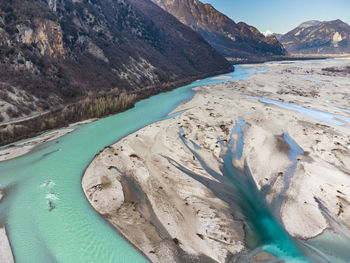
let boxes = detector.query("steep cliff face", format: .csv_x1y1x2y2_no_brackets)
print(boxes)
151,0,286,60
0,0,231,122
16,19,65,59
280,20,350,54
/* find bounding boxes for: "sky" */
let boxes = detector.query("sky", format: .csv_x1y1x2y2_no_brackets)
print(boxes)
202,0,350,34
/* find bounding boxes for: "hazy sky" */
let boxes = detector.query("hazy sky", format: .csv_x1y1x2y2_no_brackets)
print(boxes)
202,0,350,34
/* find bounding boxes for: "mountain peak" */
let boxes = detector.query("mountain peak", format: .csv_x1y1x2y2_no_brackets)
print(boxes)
281,19,350,54
327,19,347,26
151,0,286,60
262,30,274,37
298,20,322,28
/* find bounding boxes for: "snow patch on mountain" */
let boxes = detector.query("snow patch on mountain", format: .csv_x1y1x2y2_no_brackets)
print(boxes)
332,32,343,46
262,30,274,37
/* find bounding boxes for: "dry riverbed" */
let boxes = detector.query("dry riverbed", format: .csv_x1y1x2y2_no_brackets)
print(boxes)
82,59,350,262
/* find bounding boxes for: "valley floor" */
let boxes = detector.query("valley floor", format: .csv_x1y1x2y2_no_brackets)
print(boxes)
82,59,350,262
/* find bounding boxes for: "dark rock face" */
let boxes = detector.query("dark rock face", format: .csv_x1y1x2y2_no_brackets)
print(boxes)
0,0,231,107
151,0,287,60
280,20,350,54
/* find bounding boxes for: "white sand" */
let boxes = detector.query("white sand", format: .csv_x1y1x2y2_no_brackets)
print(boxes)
83,59,350,262
0,226,14,263
0,129,73,162
211,75,232,80
82,113,245,262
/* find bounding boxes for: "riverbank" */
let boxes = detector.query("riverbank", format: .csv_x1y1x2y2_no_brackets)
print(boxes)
229,54,350,65
0,226,14,263
0,67,234,147
82,58,350,262
0,119,95,162
0,191,14,263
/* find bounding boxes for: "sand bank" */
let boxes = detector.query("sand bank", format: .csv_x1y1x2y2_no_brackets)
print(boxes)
0,226,14,263
0,119,96,162
210,75,232,80
83,59,350,262
0,190,14,263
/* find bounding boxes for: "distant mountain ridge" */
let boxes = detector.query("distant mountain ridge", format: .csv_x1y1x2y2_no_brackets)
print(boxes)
298,20,322,29
280,19,350,54
151,0,287,61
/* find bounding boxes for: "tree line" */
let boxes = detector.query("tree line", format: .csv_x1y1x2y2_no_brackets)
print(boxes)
0,89,137,146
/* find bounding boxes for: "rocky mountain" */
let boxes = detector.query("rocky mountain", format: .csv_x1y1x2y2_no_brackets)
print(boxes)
273,33,283,41
0,0,232,125
151,0,287,61
280,20,350,54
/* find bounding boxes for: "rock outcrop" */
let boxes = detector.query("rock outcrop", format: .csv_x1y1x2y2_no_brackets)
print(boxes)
17,19,65,59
